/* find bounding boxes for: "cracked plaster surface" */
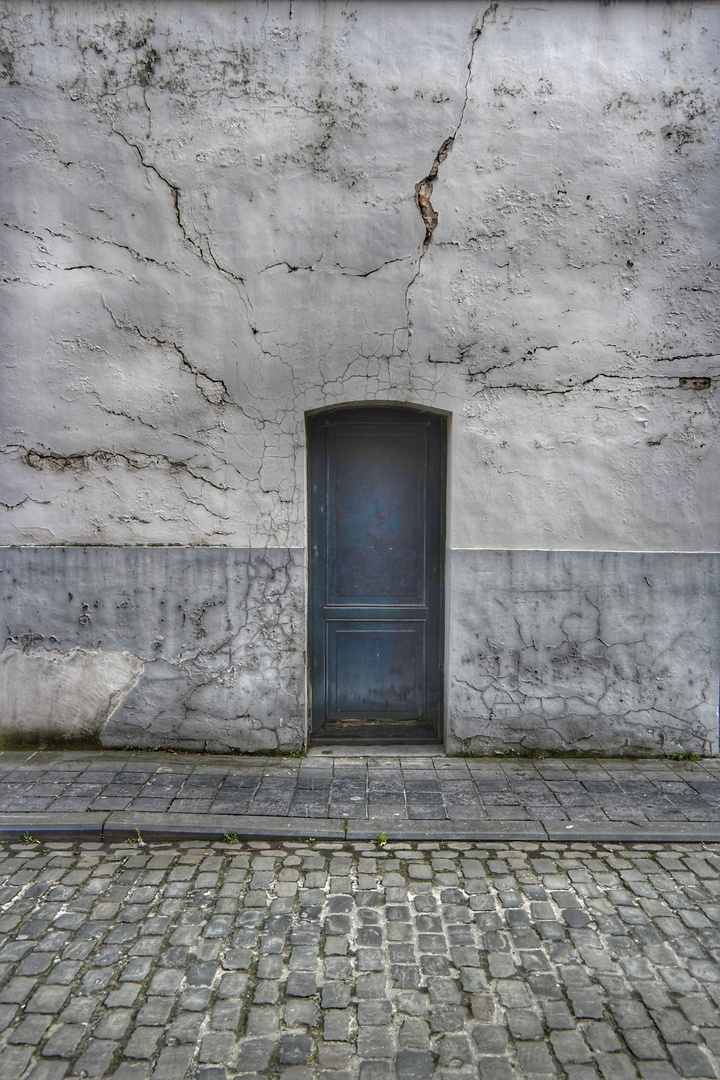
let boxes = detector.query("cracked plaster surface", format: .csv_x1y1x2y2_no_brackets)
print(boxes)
0,546,305,752
447,550,720,757
0,2,719,755
0,0,718,550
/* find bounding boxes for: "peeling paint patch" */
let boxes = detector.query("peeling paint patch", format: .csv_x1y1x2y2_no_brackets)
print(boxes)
0,643,144,749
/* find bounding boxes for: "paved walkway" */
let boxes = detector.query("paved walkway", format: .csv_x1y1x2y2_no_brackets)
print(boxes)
1,836,719,1080
1,749,720,843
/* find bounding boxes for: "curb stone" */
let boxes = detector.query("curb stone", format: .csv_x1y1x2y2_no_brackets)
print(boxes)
345,819,549,841
0,812,108,842
543,819,720,843
103,811,347,842
2,811,720,844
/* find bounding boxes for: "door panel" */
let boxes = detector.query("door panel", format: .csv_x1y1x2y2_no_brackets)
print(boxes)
328,427,426,605
327,622,425,719
309,407,445,739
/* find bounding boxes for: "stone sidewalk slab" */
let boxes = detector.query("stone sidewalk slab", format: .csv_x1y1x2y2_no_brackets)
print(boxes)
0,747,720,843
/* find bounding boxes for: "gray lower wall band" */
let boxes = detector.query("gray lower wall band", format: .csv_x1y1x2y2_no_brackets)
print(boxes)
446,549,720,756
1,547,718,755
0,547,305,753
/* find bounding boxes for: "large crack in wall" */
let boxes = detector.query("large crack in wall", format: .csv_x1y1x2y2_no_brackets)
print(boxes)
415,136,456,249
413,2,497,251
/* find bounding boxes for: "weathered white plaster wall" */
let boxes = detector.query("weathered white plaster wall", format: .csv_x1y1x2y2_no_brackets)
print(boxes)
1,1,718,752
2,0,718,550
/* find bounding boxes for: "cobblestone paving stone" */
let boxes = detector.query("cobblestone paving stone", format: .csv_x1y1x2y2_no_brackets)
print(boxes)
1,751,720,824
0,838,719,1079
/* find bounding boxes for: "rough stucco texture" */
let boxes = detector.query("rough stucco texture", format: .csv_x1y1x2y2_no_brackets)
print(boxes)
0,0,718,551
447,550,720,758
1,2,719,755
2,546,717,757
0,547,305,752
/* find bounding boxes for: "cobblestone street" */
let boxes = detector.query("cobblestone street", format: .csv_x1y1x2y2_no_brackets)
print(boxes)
0,837,719,1079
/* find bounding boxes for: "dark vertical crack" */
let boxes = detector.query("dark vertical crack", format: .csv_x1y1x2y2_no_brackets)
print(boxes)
413,2,497,249
403,3,497,345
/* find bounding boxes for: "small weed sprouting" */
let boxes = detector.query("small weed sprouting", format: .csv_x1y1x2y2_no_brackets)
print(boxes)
671,751,702,762
126,827,146,846
375,833,388,849
21,832,41,845
224,832,239,845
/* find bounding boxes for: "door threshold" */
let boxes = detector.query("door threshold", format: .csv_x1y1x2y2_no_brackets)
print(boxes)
307,744,445,757
311,719,441,746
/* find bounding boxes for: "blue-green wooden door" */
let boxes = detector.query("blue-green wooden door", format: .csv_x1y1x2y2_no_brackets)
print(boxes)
308,407,445,739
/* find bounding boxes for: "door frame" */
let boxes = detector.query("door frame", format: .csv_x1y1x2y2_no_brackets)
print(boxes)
306,403,447,743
